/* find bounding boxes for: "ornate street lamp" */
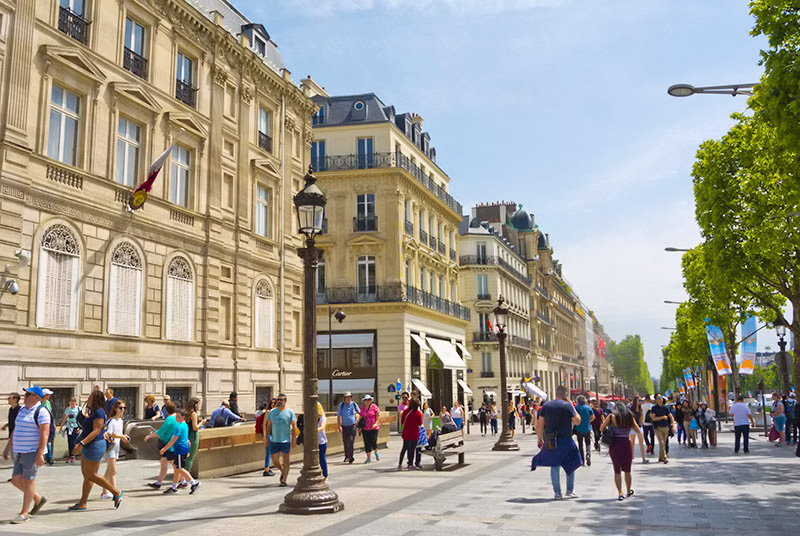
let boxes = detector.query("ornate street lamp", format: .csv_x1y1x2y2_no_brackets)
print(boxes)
592,360,600,400
774,316,791,396
492,296,519,451
280,168,344,515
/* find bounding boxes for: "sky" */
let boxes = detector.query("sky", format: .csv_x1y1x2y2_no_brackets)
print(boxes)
232,0,776,376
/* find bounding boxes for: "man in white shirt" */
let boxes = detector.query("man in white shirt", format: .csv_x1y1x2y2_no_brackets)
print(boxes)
730,395,755,454
641,396,655,455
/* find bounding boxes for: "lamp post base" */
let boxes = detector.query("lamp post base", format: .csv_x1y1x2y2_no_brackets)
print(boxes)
279,472,344,515
492,431,520,451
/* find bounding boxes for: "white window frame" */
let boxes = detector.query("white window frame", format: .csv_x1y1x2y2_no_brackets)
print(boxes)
108,242,143,336
124,17,145,56
47,83,81,166
170,145,191,208
357,256,376,296
254,279,274,348
165,257,194,341
36,224,80,331
176,51,194,86
255,184,270,237
258,107,270,136
116,116,141,187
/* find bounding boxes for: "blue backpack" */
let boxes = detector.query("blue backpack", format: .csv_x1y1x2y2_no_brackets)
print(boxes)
34,406,56,444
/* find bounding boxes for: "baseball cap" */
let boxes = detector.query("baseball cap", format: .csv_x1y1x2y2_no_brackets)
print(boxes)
790,393,796,398
42,388,53,395
344,392,353,397
24,386,44,398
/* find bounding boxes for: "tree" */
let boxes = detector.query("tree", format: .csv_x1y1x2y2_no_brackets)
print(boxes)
608,335,653,395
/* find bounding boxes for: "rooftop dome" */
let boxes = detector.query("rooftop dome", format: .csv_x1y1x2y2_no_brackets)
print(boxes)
537,232,550,250
469,217,482,228
511,205,533,230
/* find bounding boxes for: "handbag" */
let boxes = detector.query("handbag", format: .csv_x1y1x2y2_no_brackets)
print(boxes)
768,425,779,442
601,427,614,447
689,418,700,431
356,415,366,430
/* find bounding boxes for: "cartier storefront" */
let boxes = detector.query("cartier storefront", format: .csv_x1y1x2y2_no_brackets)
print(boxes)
316,331,378,411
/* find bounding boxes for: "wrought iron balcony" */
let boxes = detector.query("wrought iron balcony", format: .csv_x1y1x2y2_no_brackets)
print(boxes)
313,152,463,215
480,371,495,378
58,7,90,44
535,282,550,299
477,293,492,301
353,216,377,232
311,155,326,172
437,240,445,255
317,284,470,321
404,220,414,236
511,336,532,348
473,331,497,342
175,79,197,107
459,255,531,284
419,229,428,245
536,310,551,325
460,255,490,265
258,131,273,153
123,47,148,79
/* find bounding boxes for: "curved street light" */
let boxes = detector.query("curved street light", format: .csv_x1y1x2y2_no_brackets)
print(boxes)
667,83,756,97
665,247,692,252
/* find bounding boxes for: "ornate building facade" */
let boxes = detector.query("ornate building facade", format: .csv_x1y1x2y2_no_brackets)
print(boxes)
0,0,315,418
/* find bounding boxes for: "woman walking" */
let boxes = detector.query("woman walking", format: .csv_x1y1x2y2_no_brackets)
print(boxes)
100,400,128,500
422,402,434,438
696,402,709,448
398,399,423,471
600,403,639,500
317,402,328,480
687,401,700,448
452,401,464,430
681,400,696,447
489,401,498,436
359,395,381,463
59,397,81,464
703,402,717,447
628,397,648,463
674,401,686,445
508,400,517,438
69,390,123,510
184,397,203,473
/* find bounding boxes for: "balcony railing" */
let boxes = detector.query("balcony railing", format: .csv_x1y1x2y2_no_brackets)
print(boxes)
480,371,495,378
450,249,456,261
175,79,197,108
459,255,531,284
314,152,463,215
511,335,532,348
353,216,377,232
459,255,489,265
419,229,428,245
258,131,273,153
536,310,551,325
58,7,90,44
123,47,148,79
317,283,470,321
437,240,445,255
473,331,497,342
535,282,550,299
404,220,414,236
477,293,492,301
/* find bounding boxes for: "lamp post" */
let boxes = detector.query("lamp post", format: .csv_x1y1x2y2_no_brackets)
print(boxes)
280,168,343,515
492,296,519,451
774,316,791,396
327,306,346,409
667,83,755,97
592,360,600,400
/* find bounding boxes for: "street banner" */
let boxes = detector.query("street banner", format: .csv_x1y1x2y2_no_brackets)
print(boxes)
683,367,696,390
677,377,685,394
128,144,174,211
705,322,732,376
739,316,757,375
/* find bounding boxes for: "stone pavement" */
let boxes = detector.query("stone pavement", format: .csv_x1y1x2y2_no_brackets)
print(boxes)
1,428,799,535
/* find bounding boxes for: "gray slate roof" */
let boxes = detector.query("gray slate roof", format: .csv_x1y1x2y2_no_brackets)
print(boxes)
311,94,393,125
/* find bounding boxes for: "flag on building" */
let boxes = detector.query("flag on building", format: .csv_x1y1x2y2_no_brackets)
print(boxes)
128,145,174,211
705,321,732,376
739,316,757,375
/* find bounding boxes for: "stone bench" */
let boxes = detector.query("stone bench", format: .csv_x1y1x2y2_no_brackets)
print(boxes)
421,429,465,471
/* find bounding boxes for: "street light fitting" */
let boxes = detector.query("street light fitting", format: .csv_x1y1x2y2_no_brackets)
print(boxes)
293,167,327,240
661,326,677,331
493,295,509,332
663,300,683,304
774,315,788,338
667,83,755,97
333,307,346,324
664,247,692,252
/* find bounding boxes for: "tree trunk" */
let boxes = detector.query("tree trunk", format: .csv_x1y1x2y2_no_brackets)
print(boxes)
791,300,800,392
726,324,740,399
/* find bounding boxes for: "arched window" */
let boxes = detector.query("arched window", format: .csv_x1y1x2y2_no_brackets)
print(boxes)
108,242,143,336
165,256,193,341
36,224,80,330
254,279,274,348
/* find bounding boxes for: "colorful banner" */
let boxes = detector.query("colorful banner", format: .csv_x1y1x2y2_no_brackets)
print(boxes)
739,316,757,375
705,322,732,376
683,367,696,390
128,144,174,211
677,377,685,394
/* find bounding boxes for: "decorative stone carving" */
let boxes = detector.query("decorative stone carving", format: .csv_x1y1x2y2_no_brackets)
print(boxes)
241,85,253,104
167,256,193,281
213,64,229,86
255,279,273,298
41,224,80,256
111,242,142,269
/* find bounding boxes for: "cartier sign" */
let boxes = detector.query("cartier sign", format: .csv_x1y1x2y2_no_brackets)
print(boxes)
332,369,353,377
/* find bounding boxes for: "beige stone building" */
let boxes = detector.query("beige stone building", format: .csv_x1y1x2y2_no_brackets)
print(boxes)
303,80,470,413
0,0,316,419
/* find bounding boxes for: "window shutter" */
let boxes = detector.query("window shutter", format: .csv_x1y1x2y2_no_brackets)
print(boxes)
166,257,193,341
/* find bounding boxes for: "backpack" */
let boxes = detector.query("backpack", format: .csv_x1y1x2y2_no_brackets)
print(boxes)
213,407,227,428
644,409,652,424
427,430,439,449
255,412,265,435
34,406,56,444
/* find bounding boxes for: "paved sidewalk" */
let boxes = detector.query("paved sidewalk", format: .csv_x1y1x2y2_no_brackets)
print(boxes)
1,429,798,535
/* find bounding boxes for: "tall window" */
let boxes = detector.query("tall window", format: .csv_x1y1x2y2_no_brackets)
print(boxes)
450,281,457,301
108,242,142,336
258,107,272,152
170,145,190,207
220,296,232,342
482,352,492,372
165,257,193,341
47,84,80,166
479,313,490,333
477,242,487,263
254,279,274,348
316,254,326,295
404,199,412,222
58,0,89,44
116,117,140,187
356,137,374,169
311,141,325,171
356,256,376,299
253,36,266,56
355,193,375,231
429,272,435,296
255,184,270,237
477,274,488,298
36,225,80,330
312,106,325,125
175,52,196,106
123,17,147,78
420,268,426,292
405,260,411,286
439,276,444,298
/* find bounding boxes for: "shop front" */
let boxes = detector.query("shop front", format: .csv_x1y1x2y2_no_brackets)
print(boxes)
316,331,377,411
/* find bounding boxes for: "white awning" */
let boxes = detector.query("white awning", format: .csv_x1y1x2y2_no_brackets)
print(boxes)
411,378,433,398
457,379,473,395
523,382,548,400
484,391,498,398
410,333,431,353
425,338,467,369
455,342,472,360
317,378,375,395
316,332,375,349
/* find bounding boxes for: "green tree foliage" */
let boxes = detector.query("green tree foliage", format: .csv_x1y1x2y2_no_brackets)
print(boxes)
608,335,654,395
661,303,708,393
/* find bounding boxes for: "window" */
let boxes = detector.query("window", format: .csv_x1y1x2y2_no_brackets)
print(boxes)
108,242,142,336
175,52,196,107
357,256,376,299
405,260,411,286
451,281,456,301
123,17,147,79
254,279,274,348
439,276,444,298
258,107,271,152
429,273,435,295
47,84,80,166
312,106,325,126
293,310,301,348
419,210,426,244
58,0,89,44
404,199,412,222
220,296,232,342
482,352,492,372
355,193,376,231
255,184,270,237
170,145,190,207
420,268,426,291
225,84,236,118
316,254,326,295
36,225,80,330
115,117,140,187
356,137,374,169
165,257,193,341
477,243,487,263
222,172,234,209
479,313,491,333
311,141,325,172
253,36,266,56
165,387,190,412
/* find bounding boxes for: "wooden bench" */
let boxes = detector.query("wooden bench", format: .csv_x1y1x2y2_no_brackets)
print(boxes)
422,430,465,470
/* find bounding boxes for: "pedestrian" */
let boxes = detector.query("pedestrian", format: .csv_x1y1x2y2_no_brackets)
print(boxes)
452,400,464,430
525,400,533,428
674,400,686,445
641,395,655,455
40,389,54,465
104,388,119,416
478,402,489,436
144,402,177,489
2,386,50,524
704,402,717,447
574,396,594,466
682,400,697,447
317,402,328,480
508,400,517,438
398,399,423,471
422,401,435,438
771,393,786,446
160,395,171,419
208,400,242,428
265,393,297,487
336,392,360,464
785,393,797,445
532,385,582,500
143,395,160,420
2,393,21,445
730,395,754,454
359,394,381,463
69,389,123,510
397,392,410,433
228,392,241,418
590,399,603,452
490,401,499,435
599,403,639,500
628,397,648,463
440,405,456,432
183,397,204,474
696,402,709,448
160,410,200,495
100,400,129,500
650,396,673,463
58,397,81,464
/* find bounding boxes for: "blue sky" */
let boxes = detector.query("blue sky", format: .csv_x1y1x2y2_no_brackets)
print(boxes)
234,0,774,376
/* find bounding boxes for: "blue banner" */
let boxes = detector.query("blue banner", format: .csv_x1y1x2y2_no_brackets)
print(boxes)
705,321,732,376
739,316,757,375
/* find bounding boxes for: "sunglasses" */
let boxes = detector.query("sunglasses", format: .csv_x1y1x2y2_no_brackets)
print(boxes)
119,406,127,410
277,398,287,401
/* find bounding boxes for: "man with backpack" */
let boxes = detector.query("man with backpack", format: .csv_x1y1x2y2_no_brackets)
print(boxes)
208,400,242,428
478,402,489,436
337,392,360,464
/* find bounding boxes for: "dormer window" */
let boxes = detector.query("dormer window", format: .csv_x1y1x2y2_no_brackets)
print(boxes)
353,100,365,111
253,36,266,56
312,106,325,126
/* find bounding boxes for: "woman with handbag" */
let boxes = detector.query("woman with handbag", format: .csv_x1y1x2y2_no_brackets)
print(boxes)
599,404,639,501
100,401,129,500
397,399,422,471
359,395,381,463
682,400,696,448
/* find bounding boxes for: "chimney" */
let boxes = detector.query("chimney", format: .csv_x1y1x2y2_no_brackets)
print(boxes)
211,10,224,26
300,75,329,98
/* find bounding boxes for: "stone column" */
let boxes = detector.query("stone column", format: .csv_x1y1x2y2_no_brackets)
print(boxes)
3,0,36,148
